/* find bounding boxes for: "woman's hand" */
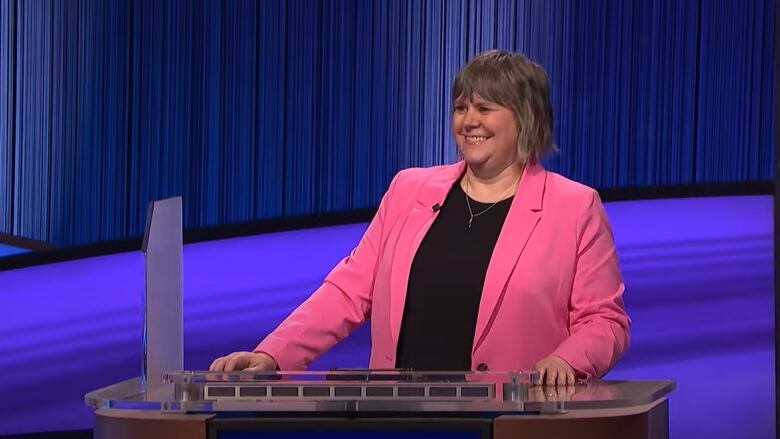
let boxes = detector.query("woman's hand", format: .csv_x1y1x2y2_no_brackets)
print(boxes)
209,351,278,372
533,356,576,386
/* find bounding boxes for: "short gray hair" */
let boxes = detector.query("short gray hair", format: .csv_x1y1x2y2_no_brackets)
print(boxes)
452,50,555,163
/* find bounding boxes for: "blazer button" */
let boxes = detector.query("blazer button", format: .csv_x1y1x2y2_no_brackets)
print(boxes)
476,363,488,372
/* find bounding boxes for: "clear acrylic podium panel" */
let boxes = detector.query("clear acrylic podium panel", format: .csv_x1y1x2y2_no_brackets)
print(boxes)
85,370,675,414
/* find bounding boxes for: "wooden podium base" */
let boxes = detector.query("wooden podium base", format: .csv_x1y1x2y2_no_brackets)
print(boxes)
94,409,214,439
494,398,669,439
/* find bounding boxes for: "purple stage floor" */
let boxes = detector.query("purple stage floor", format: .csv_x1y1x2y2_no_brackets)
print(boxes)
0,195,774,437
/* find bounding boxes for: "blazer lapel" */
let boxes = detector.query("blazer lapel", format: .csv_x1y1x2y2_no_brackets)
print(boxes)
389,162,466,347
472,162,547,353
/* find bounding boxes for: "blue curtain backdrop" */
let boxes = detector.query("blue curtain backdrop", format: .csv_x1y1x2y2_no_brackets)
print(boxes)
0,0,774,247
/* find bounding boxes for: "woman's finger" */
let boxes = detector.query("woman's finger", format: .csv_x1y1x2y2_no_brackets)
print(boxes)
208,356,223,372
545,367,557,386
225,353,247,371
211,356,228,372
536,366,547,386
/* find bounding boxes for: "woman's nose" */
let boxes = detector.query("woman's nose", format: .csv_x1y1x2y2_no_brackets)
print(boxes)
462,109,480,129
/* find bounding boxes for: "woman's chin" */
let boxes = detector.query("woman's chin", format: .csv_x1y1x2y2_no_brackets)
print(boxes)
461,152,490,168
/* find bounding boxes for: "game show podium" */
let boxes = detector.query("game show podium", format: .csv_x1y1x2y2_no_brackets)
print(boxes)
89,198,674,439
85,370,674,439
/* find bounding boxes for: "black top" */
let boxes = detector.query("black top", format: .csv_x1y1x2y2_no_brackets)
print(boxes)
395,181,513,371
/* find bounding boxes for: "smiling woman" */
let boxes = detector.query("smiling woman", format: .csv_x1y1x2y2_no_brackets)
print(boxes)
453,94,520,183
452,50,554,168
211,50,630,388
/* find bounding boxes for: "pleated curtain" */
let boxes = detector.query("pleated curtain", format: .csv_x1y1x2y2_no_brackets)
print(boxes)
0,0,773,247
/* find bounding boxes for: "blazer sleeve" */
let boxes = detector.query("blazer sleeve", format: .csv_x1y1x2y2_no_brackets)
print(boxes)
550,189,631,380
253,173,401,370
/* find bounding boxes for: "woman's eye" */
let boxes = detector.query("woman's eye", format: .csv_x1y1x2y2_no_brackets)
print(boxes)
454,106,466,113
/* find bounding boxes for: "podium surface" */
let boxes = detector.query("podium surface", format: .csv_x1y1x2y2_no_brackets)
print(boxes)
87,371,674,439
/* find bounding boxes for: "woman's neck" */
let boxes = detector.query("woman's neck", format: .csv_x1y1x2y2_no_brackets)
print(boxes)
461,161,525,203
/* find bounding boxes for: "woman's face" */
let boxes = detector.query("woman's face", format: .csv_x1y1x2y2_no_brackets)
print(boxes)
452,93,519,169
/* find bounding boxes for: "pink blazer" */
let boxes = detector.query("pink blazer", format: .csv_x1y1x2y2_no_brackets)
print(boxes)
256,161,630,379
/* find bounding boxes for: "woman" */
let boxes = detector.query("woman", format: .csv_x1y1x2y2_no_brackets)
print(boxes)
210,50,630,386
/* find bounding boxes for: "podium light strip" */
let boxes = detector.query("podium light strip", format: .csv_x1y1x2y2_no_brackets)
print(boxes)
203,383,494,401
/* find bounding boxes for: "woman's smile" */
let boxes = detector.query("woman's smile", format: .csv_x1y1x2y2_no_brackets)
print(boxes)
463,135,492,144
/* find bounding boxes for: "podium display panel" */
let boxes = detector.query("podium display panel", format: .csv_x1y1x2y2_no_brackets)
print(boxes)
209,418,492,439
